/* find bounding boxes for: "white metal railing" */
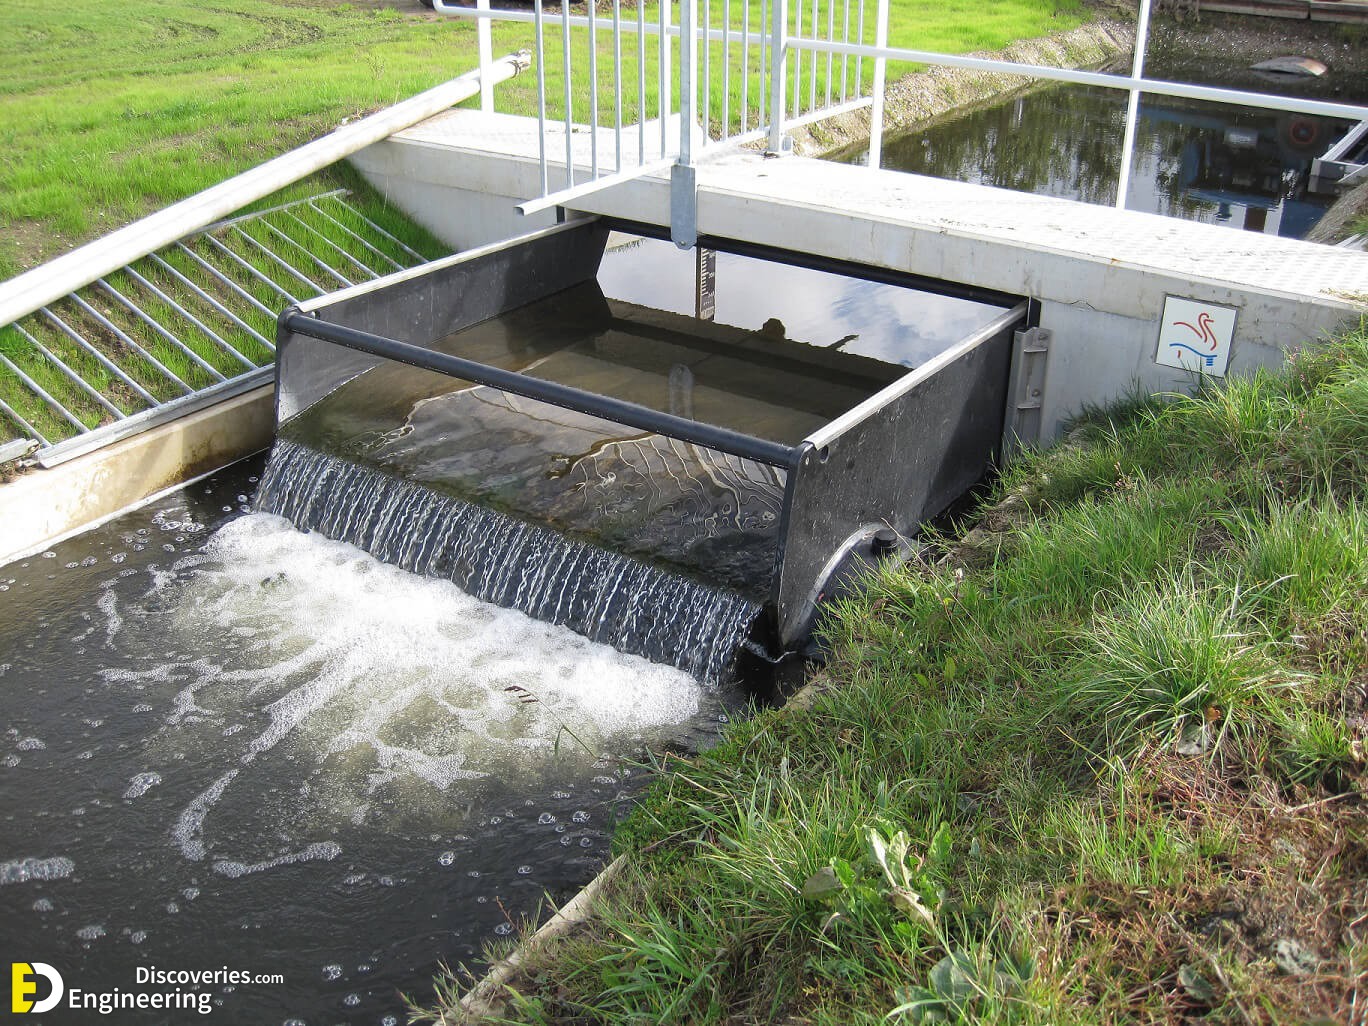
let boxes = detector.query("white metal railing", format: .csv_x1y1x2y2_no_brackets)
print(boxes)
435,0,1368,241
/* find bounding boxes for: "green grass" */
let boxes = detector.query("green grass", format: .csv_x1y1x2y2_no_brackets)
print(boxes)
421,325,1368,1024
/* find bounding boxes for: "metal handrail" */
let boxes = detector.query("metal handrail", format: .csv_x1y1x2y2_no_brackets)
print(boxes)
432,0,1368,223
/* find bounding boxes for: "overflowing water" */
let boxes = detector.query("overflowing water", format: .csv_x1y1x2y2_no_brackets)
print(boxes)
0,462,740,1024
255,438,762,685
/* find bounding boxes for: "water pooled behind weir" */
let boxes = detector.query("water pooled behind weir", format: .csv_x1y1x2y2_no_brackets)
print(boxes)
255,438,762,685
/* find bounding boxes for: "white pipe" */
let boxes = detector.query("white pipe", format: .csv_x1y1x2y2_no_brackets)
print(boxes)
0,52,530,329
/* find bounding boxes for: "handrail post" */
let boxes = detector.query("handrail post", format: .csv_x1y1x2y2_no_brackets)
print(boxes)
477,0,495,113
1115,0,1154,209
866,0,888,169
660,0,673,158
767,0,788,152
672,0,699,247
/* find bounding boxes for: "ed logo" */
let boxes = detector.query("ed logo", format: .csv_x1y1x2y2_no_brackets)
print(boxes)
11,962,63,1014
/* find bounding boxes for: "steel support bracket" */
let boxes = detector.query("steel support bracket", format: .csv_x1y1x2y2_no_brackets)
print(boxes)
1003,326,1051,458
670,163,698,250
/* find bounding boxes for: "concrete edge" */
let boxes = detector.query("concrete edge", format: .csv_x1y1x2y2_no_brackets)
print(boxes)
453,854,629,1024
0,385,275,567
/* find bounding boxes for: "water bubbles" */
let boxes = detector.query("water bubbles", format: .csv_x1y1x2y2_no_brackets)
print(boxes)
590,775,616,786
343,993,360,1007
166,901,180,913
65,562,79,569
550,790,572,800
32,898,53,912
124,772,162,799
489,816,502,825
112,552,127,564
493,922,512,936
559,836,571,846
284,1019,307,1026
132,703,154,713
162,544,176,553
438,851,455,867
2,755,19,768
579,837,594,848
571,810,590,824
554,824,566,834
76,750,94,761
182,887,200,901
342,873,366,885
381,1016,399,1026
41,551,55,559
16,737,45,751
537,813,556,825
80,556,97,567
76,924,106,941
465,870,480,879
516,865,533,875
323,964,343,981
129,930,147,944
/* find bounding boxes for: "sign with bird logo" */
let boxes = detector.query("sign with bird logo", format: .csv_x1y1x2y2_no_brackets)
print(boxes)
1154,295,1237,377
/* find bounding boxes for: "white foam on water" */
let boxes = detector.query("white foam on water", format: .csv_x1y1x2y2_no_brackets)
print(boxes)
211,841,342,879
172,770,238,860
0,856,75,885
147,514,703,864
124,772,162,799
195,514,702,755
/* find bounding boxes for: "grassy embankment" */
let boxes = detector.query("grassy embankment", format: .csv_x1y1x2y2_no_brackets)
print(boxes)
424,328,1368,1024
0,0,1086,445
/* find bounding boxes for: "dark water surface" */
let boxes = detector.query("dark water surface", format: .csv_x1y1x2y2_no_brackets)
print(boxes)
0,460,739,1025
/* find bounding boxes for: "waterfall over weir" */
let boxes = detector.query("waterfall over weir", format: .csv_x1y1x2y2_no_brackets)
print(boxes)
255,438,761,684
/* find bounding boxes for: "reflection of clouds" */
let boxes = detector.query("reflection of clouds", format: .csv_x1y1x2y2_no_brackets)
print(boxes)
598,237,999,368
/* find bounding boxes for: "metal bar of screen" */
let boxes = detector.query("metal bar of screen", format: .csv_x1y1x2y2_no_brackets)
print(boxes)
0,351,89,433
147,253,276,351
282,311,797,469
12,323,125,420
0,396,49,445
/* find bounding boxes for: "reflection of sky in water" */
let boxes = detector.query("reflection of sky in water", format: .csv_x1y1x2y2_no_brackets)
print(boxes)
597,236,1001,368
